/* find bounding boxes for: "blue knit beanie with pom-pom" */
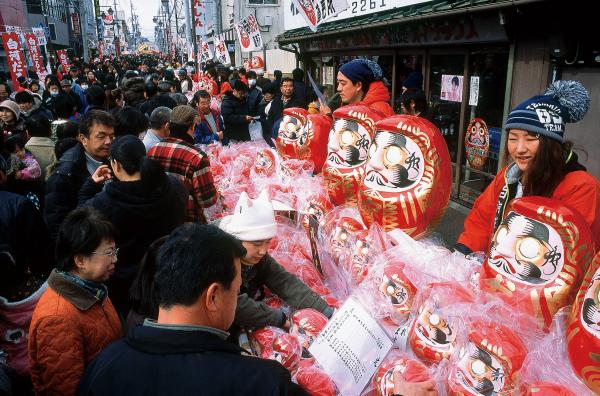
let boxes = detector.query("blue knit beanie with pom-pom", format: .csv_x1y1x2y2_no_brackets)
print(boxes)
504,80,590,142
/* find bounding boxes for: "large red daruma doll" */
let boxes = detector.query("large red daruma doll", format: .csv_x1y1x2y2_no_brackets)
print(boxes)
448,320,527,396
275,109,331,173
409,282,475,364
358,115,451,238
480,197,595,331
323,105,384,205
567,251,600,393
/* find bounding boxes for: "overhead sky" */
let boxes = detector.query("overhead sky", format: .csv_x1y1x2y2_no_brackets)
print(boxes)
100,0,160,42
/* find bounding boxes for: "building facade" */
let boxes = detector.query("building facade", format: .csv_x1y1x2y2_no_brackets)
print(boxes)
278,0,599,207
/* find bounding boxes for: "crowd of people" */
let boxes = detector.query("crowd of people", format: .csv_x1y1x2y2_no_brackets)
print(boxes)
0,52,598,396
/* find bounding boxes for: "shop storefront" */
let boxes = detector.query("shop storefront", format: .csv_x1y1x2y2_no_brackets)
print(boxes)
279,2,516,207
279,0,600,208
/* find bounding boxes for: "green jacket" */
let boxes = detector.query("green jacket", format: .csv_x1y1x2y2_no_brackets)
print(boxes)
236,254,332,328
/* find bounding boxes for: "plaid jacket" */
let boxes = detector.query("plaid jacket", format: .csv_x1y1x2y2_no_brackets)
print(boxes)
148,137,218,223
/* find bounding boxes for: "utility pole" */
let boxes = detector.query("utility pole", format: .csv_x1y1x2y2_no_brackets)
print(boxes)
130,2,136,51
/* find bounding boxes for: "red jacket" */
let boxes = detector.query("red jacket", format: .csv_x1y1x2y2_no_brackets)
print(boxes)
359,81,394,117
458,163,600,253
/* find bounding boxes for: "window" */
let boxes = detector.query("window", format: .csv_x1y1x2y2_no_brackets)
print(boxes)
247,0,278,5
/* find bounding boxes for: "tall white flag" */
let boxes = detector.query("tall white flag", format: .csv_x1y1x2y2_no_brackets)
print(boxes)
200,40,214,62
291,0,349,32
214,35,231,66
234,14,263,52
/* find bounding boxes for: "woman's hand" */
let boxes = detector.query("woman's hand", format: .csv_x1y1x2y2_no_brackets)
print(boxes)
91,165,112,184
393,369,438,396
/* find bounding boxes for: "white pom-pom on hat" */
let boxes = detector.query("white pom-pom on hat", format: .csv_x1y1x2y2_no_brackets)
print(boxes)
545,80,590,123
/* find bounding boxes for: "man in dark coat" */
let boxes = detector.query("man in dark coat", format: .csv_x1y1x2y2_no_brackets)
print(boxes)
267,77,305,136
77,224,306,396
44,110,114,240
221,80,253,143
291,68,308,108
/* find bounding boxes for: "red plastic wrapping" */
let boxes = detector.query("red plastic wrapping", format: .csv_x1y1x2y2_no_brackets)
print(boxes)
290,308,329,353
523,382,577,396
567,251,600,394
275,108,332,174
296,364,337,396
358,115,451,239
322,105,385,205
447,320,528,396
372,349,433,396
480,197,595,331
409,282,475,364
519,310,592,395
249,327,302,374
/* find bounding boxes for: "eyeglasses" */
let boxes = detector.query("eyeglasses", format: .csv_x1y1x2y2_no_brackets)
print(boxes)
91,247,119,259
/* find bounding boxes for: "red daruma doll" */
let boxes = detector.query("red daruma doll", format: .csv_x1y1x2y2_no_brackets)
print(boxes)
409,282,475,364
448,320,527,396
373,351,432,396
567,251,600,393
276,108,332,174
359,115,451,238
480,197,595,330
323,105,384,205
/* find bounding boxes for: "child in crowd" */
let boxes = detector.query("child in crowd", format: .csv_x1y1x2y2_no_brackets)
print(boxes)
218,190,334,330
5,136,41,181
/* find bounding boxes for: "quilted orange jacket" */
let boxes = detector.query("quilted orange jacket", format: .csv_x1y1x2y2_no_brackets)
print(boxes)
28,270,122,395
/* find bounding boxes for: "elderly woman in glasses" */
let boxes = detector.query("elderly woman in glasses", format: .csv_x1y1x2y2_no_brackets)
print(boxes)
28,207,122,396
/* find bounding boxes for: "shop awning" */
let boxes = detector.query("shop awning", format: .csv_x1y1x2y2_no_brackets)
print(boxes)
278,0,542,44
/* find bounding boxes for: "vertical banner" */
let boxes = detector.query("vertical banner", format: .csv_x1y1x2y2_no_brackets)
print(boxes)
32,27,47,46
99,41,105,59
291,0,349,32
1,32,28,88
193,0,205,36
214,34,231,66
24,33,45,76
200,40,213,63
234,14,263,53
56,49,70,72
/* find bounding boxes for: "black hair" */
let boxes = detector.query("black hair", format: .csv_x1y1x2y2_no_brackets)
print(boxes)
55,207,116,272
79,110,114,138
25,114,52,138
155,224,246,308
157,81,172,94
399,89,429,115
262,83,276,96
246,70,257,79
86,85,106,107
292,68,304,81
451,76,459,86
52,93,76,119
56,120,80,140
238,67,246,75
129,236,168,320
14,91,34,104
274,70,282,79
110,135,165,184
122,77,146,105
0,82,11,95
281,77,294,85
5,135,25,153
114,107,149,137
54,137,79,160
145,82,158,97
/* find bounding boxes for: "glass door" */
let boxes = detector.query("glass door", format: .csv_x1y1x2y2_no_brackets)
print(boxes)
428,53,466,198
458,50,509,204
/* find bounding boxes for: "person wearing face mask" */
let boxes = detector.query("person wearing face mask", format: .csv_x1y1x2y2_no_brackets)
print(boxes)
245,70,263,117
221,79,253,143
455,80,600,255
217,191,334,331
42,80,63,109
